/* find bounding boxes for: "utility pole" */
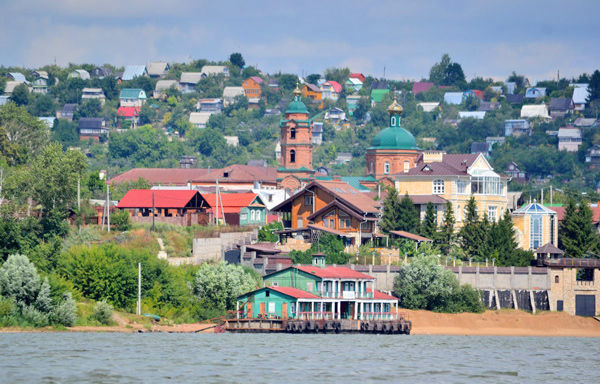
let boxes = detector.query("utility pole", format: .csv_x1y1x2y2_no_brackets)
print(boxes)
215,179,219,225
107,184,111,232
152,191,155,231
137,263,141,315
550,185,553,205
77,176,81,212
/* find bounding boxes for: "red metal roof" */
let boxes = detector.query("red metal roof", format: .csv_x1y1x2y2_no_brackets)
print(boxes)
117,189,202,209
204,193,260,217
296,265,374,279
117,106,140,117
249,76,263,84
548,205,600,223
349,73,366,82
412,81,434,95
368,289,397,300
326,81,342,93
268,286,319,299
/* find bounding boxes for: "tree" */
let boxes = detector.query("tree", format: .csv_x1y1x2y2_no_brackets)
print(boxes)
229,53,245,69
439,202,455,254
0,254,41,307
52,119,79,148
444,62,466,87
112,210,132,231
28,94,56,116
429,54,451,85
10,84,30,106
192,262,261,310
277,74,298,91
0,103,50,164
306,74,321,85
488,209,532,266
258,221,283,242
588,70,600,102
507,71,526,90
421,202,437,238
393,253,484,313
324,67,350,85
398,193,420,233
459,196,487,260
28,142,87,213
74,99,102,119
559,198,600,258
379,187,402,234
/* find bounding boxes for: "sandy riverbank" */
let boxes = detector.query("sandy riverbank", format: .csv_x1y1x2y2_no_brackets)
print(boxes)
3,310,600,336
405,309,600,337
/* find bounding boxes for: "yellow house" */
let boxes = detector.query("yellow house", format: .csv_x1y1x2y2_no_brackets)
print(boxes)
393,151,508,227
511,202,558,251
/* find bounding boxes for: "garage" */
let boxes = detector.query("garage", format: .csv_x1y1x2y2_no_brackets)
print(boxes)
575,295,596,317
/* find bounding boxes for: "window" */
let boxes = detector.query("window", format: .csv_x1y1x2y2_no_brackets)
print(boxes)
384,162,390,174
290,128,296,139
456,180,467,194
530,215,542,250
250,210,255,221
256,210,261,221
550,215,555,245
488,206,497,222
456,205,461,222
403,160,410,173
433,179,445,194
369,162,374,175
265,290,270,297
304,194,313,206
290,149,296,163
268,302,275,313
271,281,278,287
324,211,335,228
339,212,351,229
470,176,502,195
555,275,560,284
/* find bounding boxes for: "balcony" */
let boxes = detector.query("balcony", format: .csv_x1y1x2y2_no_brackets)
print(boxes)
320,290,374,299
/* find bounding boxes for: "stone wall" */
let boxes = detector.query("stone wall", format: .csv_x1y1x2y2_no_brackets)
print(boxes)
191,229,257,263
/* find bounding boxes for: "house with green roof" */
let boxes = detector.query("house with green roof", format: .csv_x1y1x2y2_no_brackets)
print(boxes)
370,89,390,105
119,88,147,107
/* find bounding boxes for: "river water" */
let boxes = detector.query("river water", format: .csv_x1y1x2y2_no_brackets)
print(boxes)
1,333,598,383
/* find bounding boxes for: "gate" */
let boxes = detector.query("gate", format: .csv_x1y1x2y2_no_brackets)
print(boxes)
575,295,596,316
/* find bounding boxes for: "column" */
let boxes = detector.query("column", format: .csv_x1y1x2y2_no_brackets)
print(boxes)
236,301,240,319
311,301,315,319
337,301,341,319
354,301,358,319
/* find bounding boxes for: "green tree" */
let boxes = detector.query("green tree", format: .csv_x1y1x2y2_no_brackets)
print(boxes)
487,210,532,266
277,74,298,91
28,143,87,212
52,119,79,148
0,254,41,307
439,202,455,254
306,74,321,85
192,262,261,310
559,198,600,258
74,99,102,119
229,53,245,69
10,84,30,106
421,202,437,238
588,70,600,102
28,94,56,116
398,193,420,233
0,103,50,164
112,210,132,231
429,54,451,85
258,221,283,242
393,253,484,313
379,187,402,234
459,196,487,260
324,67,350,85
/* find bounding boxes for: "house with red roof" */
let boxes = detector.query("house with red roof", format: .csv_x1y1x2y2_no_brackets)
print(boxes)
203,192,267,226
349,73,366,83
321,81,342,101
236,254,398,320
117,106,140,128
116,189,210,225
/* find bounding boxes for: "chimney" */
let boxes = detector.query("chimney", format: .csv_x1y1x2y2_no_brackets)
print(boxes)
312,253,326,268
422,150,445,163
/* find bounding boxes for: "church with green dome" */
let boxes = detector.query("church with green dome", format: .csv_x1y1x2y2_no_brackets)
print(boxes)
365,100,421,178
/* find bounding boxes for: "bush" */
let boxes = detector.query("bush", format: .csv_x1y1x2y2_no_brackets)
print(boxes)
258,221,283,242
53,292,77,326
91,300,114,325
394,254,484,313
112,210,132,232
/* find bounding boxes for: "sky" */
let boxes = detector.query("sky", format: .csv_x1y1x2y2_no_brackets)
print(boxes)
1,0,599,83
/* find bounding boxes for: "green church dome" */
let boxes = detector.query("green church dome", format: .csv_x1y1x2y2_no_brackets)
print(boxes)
285,99,308,114
370,126,418,150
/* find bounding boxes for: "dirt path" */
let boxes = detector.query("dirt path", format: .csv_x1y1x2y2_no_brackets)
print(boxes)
157,238,167,260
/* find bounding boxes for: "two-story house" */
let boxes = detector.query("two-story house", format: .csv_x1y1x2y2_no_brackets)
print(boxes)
82,87,106,105
236,254,398,320
242,76,263,100
504,119,531,137
557,127,582,152
321,81,342,101
32,71,49,94
272,180,381,246
393,151,508,227
119,88,147,108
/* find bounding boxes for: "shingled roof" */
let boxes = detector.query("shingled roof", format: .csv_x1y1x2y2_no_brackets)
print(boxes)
398,153,479,177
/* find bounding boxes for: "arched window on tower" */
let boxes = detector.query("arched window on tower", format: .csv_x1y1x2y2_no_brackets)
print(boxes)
404,160,410,173
290,128,296,139
290,149,296,163
384,162,390,174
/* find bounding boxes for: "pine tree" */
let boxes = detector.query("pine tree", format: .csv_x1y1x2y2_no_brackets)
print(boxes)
398,193,420,233
439,202,455,254
488,209,523,265
379,187,402,234
559,198,600,258
459,196,488,261
421,202,437,238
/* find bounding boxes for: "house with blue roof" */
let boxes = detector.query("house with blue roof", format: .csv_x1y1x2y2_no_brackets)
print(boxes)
511,202,558,251
443,92,464,105
122,65,148,81
7,72,28,83
119,88,147,107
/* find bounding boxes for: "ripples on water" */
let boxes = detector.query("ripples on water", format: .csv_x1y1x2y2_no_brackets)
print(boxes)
0,333,598,383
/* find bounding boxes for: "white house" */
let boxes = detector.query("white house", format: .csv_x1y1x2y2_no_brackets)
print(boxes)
418,102,439,112
458,111,486,120
81,88,106,105
180,72,203,93
189,112,212,128
223,86,245,107
201,65,229,77
520,104,550,119
572,85,590,111
557,127,582,152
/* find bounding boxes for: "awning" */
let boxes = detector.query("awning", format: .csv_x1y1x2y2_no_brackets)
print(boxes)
389,230,432,242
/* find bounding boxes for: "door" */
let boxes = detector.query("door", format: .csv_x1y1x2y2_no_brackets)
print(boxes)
260,302,266,317
282,303,288,319
575,295,596,316
247,302,253,319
